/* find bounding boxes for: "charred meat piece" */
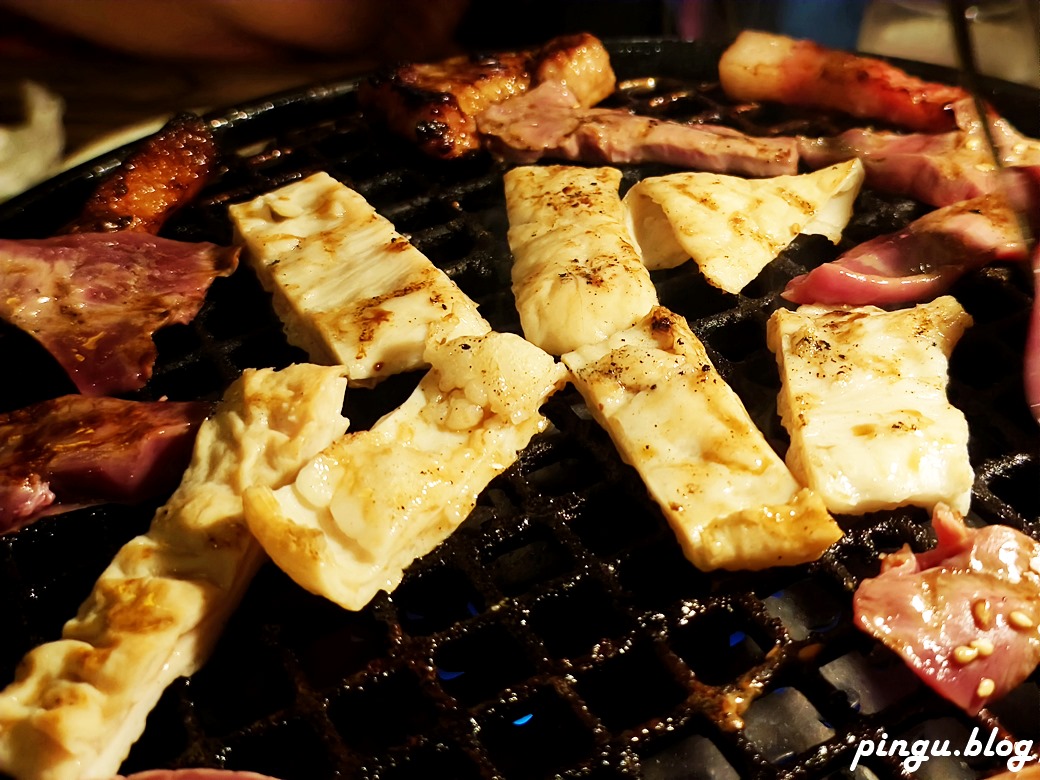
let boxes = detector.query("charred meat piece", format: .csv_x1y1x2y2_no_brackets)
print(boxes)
62,113,218,234
360,49,529,159
719,30,970,133
530,31,615,107
0,395,213,533
783,193,1030,305
478,81,798,177
854,503,1040,715
0,232,238,396
359,32,615,159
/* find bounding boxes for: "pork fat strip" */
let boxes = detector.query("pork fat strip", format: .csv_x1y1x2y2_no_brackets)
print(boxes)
62,113,218,235
798,99,1040,208
477,81,798,177
783,194,1030,305
243,332,567,611
623,159,863,294
719,30,970,133
0,232,238,396
562,306,841,572
854,503,1040,715
767,297,974,516
0,364,350,780
504,164,658,354
228,172,489,386
0,395,212,533
359,32,614,159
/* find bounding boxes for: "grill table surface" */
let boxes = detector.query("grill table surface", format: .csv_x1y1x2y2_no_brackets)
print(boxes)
0,38,1038,780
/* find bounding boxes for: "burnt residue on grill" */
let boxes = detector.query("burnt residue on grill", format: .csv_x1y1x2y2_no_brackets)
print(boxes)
0,38,1037,780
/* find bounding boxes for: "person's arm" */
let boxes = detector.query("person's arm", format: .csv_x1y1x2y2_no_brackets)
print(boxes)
0,0,470,61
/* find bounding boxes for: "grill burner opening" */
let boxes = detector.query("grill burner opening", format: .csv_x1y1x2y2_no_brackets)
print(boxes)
0,38,1037,780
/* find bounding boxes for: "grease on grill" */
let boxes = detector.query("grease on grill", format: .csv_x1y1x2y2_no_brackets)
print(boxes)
0,42,1037,780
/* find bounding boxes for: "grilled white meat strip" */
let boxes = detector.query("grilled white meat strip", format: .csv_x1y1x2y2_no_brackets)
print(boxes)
562,306,841,571
0,363,350,780
243,330,568,611
767,296,974,515
505,165,659,355
229,172,490,386
623,159,864,294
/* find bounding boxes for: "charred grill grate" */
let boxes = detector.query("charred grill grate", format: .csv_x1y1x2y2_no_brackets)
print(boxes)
0,39,1037,780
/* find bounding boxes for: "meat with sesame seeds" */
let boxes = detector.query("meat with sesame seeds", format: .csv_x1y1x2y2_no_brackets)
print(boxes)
854,502,1040,715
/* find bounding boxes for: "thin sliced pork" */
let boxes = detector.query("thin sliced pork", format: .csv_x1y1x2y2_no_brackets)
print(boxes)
477,81,799,177
798,100,1040,208
0,395,213,533
718,30,970,132
854,503,1040,715
0,232,238,396
782,194,1029,305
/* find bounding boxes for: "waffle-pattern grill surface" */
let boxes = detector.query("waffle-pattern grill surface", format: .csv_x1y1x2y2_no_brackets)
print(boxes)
1,39,1038,780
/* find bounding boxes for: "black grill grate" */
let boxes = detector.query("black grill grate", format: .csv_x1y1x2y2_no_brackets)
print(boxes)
1,38,1038,780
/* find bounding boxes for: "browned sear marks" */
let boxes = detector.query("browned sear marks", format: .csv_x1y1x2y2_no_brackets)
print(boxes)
62,113,218,235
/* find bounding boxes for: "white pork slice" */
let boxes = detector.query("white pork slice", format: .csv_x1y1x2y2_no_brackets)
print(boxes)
562,306,841,571
229,171,490,386
242,330,568,611
623,159,864,294
505,165,659,355
0,363,350,780
766,295,974,515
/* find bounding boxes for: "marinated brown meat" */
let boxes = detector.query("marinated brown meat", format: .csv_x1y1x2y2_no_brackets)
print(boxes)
360,50,530,159
62,113,218,234
531,31,616,107
359,32,616,159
